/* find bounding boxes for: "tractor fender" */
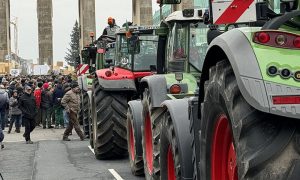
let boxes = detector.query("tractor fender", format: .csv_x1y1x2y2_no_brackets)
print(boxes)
78,76,83,90
97,78,136,92
86,90,93,104
208,28,270,113
161,99,193,179
128,100,143,156
141,75,167,108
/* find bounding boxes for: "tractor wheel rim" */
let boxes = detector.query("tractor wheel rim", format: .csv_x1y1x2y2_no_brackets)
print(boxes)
129,121,135,161
167,145,176,180
145,112,153,174
211,114,238,180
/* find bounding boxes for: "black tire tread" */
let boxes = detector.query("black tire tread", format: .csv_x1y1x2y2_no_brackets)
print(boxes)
82,92,90,136
160,110,181,180
127,108,144,176
93,81,128,160
141,89,162,179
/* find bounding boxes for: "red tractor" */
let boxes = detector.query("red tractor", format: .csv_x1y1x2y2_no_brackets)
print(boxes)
91,26,160,160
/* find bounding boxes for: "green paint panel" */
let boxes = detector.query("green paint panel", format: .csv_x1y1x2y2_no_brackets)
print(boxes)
240,28,300,88
164,73,198,95
87,78,93,85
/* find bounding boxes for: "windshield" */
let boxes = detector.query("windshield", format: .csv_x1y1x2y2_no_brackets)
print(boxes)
167,22,208,72
116,34,158,71
189,23,208,71
105,47,115,61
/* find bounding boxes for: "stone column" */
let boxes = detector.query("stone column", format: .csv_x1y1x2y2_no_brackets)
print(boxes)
78,0,95,51
37,0,53,66
0,0,10,62
132,0,152,26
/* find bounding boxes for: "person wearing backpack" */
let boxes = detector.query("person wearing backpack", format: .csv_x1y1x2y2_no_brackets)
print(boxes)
0,85,9,130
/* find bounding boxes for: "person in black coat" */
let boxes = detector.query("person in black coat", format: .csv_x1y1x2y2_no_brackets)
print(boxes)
19,86,37,144
52,83,64,128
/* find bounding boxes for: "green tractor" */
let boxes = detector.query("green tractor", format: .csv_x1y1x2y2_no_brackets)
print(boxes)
128,0,300,179
91,26,160,160
78,34,116,139
126,6,208,177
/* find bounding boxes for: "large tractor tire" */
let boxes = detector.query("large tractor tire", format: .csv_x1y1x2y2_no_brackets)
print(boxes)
88,96,94,148
141,88,163,179
199,60,300,180
159,102,193,180
127,101,144,176
79,95,83,125
160,112,178,180
82,92,90,137
93,80,128,160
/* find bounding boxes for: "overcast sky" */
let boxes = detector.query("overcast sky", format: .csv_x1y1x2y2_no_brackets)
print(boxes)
9,0,161,64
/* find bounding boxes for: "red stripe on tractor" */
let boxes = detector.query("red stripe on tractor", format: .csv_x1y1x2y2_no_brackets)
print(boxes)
76,64,83,71
215,0,254,25
80,65,89,75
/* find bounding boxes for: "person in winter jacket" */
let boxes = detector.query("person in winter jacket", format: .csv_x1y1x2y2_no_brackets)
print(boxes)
0,85,9,130
53,83,64,128
61,82,85,141
8,81,16,97
62,80,72,127
19,86,37,144
34,82,43,126
8,90,22,133
41,83,54,129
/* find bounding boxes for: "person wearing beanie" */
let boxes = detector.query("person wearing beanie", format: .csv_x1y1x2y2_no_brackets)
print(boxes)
34,82,43,126
41,82,54,129
61,82,85,141
19,86,37,144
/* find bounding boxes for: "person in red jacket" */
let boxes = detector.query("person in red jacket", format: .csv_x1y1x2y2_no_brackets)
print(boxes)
34,82,43,126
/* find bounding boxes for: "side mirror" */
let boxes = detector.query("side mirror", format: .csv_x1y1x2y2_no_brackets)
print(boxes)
128,35,140,54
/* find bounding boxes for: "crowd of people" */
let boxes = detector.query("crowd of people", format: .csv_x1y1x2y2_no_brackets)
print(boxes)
0,74,86,148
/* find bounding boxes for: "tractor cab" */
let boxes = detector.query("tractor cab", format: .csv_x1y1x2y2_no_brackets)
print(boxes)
95,26,160,82
164,10,208,75
144,9,208,98
115,26,159,73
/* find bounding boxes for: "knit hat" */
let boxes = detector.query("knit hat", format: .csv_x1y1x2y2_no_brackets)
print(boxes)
71,82,79,89
43,83,49,90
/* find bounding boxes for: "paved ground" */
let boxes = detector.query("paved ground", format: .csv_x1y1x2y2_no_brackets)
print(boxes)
0,126,145,180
